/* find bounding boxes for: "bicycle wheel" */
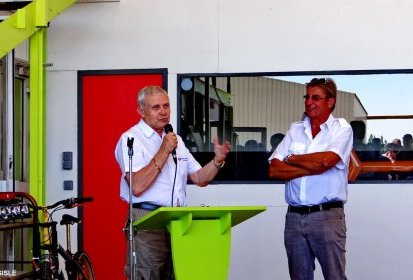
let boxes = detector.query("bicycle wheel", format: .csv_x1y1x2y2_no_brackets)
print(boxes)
73,251,95,280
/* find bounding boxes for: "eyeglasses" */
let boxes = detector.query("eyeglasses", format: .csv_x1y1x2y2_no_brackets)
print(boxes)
303,95,330,101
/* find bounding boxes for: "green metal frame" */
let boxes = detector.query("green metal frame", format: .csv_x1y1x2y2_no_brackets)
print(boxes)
0,0,76,205
0,0,76,59
29,29,47,205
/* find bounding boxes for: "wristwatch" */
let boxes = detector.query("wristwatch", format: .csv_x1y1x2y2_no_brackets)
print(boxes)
284,154,293,163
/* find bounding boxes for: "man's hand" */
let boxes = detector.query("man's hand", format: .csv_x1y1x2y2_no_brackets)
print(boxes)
189,137,231,186
213,137,231,164
161,131,178,154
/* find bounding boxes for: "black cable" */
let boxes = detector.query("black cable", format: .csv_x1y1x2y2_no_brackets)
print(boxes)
170,163,178,207
169,161,178,280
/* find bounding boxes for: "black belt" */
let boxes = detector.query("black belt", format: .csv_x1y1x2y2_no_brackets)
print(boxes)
288,201,344,215
133,202,161,211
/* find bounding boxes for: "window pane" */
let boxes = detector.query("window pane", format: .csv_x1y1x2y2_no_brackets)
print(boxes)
178,73,413,183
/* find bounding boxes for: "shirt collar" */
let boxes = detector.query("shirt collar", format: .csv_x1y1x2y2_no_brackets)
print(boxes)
303,113,335,131
303,114,336,135
138,119,162,138
323,114,335,130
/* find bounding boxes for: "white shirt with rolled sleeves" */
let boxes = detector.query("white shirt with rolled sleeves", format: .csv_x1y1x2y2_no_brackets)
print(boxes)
268,114,353,206
115,120,202,206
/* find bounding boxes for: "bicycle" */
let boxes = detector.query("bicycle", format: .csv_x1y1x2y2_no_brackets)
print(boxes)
30,197,95,280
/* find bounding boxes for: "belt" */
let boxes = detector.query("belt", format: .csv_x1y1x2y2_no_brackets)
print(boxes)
132,202,161,211
288,201,344,215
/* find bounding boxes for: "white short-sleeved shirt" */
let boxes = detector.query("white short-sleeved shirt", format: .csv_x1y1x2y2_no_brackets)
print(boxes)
115,120,202,206
268,114,353,206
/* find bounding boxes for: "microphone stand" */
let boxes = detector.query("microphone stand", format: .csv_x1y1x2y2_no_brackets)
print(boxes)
127,137,135,280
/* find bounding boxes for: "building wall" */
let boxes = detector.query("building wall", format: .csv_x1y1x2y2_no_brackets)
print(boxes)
216,77,360,150
44,1,413,279
231,78,304,146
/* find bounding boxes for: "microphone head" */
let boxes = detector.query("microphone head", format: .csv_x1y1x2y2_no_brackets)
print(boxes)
164,124,174,133
127,137,134,148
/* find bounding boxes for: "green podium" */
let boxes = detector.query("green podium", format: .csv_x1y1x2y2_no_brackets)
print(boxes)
133,206,266,280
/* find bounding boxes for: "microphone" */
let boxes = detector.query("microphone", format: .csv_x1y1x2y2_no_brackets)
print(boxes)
164,124,177,164
127,137,134,156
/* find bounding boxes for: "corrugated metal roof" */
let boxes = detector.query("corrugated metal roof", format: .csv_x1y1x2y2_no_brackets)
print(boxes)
214,76,364,150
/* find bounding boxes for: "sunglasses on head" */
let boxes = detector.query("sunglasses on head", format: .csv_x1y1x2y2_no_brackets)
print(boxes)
313,78,328,84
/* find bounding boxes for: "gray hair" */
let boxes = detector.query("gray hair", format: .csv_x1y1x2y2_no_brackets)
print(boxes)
137,86,168,107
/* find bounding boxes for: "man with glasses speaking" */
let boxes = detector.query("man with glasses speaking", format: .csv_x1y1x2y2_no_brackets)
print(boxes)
268,78,353,280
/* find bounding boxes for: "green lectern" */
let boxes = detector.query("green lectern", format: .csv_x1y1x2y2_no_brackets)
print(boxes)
133,206,266,280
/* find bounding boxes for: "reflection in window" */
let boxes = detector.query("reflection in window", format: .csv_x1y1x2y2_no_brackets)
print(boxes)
178,73,413,183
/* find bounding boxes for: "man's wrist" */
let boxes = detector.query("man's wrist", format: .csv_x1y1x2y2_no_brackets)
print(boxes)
284,154,293,163
213,158,225,168
152,158,161,173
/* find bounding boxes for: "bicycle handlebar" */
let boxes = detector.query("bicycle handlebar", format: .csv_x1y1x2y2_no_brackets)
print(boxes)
30,197,93,211
47,197,93,209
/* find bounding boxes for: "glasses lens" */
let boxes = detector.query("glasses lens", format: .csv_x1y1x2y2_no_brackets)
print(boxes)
303,95,325,101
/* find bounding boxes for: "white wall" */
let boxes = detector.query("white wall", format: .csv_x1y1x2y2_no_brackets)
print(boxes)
45,0,413,279
188,184,413,280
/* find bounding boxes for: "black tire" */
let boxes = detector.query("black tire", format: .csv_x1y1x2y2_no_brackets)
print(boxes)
73,251,95,280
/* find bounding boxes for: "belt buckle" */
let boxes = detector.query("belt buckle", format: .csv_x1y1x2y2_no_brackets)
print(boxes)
304,206,312,214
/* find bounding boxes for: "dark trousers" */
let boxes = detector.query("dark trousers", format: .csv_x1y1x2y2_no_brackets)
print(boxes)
125,208,175,280
284,208,347,280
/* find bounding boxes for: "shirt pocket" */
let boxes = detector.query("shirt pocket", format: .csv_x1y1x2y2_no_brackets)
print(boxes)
177,157,189,177
288,142,306,155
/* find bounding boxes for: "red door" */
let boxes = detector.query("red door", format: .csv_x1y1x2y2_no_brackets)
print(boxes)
78,69,167,279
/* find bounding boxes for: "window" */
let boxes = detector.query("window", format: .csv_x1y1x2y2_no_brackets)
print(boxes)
178,72,413,183
0,56,30,190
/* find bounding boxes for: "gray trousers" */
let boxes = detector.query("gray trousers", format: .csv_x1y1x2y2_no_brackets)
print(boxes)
284,207,347,280
125,208,175,280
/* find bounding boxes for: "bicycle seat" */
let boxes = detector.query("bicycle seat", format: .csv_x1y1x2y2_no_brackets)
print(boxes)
60,214,81,225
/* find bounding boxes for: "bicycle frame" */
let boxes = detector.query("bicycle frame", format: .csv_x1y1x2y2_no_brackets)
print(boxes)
33,221,80,278
57,244,88,280
31,197,94,280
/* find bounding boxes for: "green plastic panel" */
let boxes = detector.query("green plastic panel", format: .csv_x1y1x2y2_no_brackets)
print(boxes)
134,206,266,280
134,206,266,230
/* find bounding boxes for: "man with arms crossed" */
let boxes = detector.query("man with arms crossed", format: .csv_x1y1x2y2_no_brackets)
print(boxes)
115,86,231,279
269,78,353,280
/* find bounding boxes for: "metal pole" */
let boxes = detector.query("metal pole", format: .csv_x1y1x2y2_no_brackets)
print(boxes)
127,137,135,279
